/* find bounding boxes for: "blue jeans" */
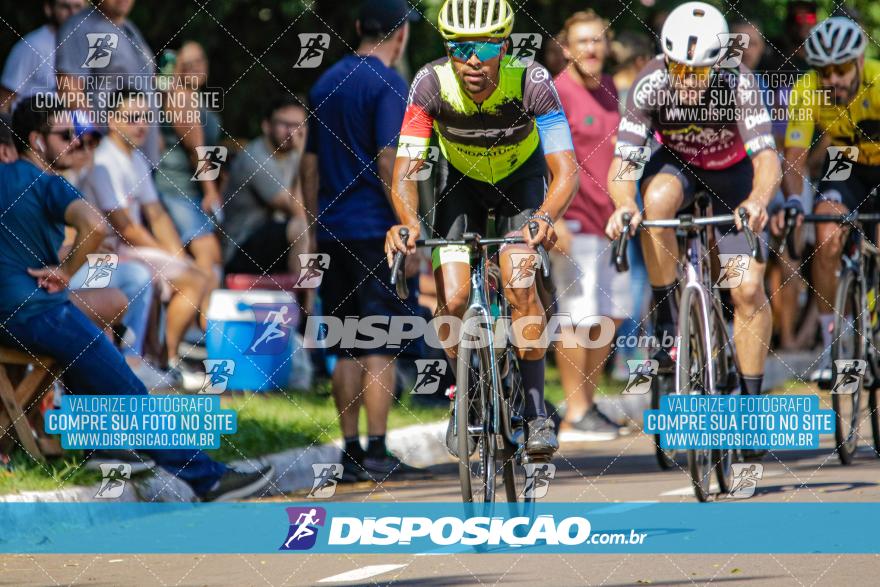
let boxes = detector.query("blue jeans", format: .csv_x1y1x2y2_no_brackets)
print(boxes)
0,302,226,495
70,259,154,357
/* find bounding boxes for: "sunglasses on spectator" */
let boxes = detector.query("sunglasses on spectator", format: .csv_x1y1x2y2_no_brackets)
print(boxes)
817,60,857,79
46,129,77,142
666,59,712,81
446,40,506,62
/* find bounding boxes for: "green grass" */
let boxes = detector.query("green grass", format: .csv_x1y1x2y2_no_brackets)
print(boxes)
0,452,101,495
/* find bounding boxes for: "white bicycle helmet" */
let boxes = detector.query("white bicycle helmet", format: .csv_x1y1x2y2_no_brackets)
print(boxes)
804,17,866,67
661,2,728,66
438,0,514,40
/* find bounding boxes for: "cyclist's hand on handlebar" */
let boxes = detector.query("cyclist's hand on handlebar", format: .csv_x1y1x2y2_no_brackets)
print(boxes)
769,197,804,236
735,198,768,233
523,217,556,250
384,223,420,267
605,202,641,240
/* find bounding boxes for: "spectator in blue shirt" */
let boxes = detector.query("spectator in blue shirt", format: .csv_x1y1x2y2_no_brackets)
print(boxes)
301,0,426,483
0,97,273,501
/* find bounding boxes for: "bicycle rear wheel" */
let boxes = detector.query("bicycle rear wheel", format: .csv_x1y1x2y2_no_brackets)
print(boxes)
831,269,866,465
679,287,712,502
456,334,496,502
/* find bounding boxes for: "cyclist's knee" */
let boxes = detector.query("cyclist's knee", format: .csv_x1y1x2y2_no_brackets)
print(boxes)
642,181,683,219
730,275,767,308
438,286,469,318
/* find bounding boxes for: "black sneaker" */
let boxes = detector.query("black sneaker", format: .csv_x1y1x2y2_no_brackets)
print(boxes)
85,450,155,475
340,452,371,483
559,407,619,442
362,452,431,482
202,464,275,501
525,417,558,458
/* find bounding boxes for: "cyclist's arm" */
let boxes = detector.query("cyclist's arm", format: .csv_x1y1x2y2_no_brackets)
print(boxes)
748,149,782,208
540,150,577,221
377,146,397,206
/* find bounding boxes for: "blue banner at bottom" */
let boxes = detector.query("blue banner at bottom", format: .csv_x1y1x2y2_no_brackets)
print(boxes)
0,502,877,554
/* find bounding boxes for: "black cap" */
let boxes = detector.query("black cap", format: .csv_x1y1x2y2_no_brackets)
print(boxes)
359,0,421,36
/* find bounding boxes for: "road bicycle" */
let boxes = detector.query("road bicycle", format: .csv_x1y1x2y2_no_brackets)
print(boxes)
615,194,762,501
782,208,880,463
390,223,551,503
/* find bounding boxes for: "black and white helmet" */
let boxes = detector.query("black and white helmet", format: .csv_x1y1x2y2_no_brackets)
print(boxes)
661,2,728,66
804,17,866,67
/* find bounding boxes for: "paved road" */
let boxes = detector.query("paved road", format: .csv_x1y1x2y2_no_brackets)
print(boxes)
4,430,879,586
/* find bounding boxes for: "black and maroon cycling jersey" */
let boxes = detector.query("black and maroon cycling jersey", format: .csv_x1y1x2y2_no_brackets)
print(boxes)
616,56,776,170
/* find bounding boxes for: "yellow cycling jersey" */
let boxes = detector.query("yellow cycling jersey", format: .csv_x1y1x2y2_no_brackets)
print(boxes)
785,58,880,165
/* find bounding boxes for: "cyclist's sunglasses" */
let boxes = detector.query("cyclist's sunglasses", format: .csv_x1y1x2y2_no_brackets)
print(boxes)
817,60,857,79
665,59,712,81
446,40,506,62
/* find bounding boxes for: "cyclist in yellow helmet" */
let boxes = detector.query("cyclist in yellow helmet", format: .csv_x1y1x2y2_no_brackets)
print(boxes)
384,0,578,459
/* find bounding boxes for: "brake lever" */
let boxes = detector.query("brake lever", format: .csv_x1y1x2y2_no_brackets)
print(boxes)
738,207,765,263
614,213,632,273
528,220,551,278
390,227,410,300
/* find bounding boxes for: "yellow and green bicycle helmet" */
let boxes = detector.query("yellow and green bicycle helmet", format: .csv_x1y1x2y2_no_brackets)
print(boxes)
438,0,514,40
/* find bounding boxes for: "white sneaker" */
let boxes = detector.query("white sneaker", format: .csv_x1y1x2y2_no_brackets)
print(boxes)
808,348,832,383
129,360,174,391
169,360,206,392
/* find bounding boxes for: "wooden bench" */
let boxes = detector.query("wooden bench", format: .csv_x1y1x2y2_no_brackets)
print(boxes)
0,347,60,460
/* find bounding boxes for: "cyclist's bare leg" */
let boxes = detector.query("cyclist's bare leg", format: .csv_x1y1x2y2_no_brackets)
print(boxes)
498,244,546,361
812,199,850,315
729,259,772,378
767,253,803,350
640,173,685,286
434,260,471,360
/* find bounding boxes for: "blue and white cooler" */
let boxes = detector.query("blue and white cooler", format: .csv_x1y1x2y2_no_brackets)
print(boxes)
205,289,299,391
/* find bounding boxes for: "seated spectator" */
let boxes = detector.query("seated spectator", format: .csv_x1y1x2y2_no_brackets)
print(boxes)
0,97,272,499
80,91,210,389
0,0,85,111
155,40,223,290
222,95,309,280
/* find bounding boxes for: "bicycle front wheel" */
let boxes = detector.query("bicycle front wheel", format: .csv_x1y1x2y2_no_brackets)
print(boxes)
456,334,496,502
651,372,679,470
831,269,866,465
679,287,712,502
